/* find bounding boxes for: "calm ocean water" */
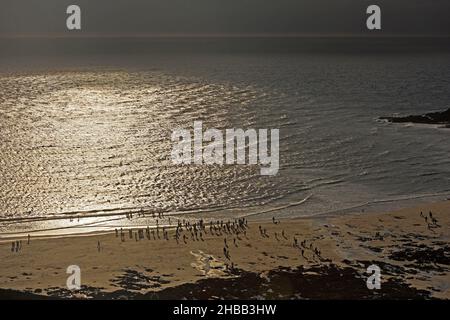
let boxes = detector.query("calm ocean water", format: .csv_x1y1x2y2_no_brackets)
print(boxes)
1,38,449,236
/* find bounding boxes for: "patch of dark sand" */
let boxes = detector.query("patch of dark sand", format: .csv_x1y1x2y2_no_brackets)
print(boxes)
346,260,417,276
45,285,105,299
139,265,432,300
362,245,383,253
354,235,373,242
389,244,450,270
111,269,170,291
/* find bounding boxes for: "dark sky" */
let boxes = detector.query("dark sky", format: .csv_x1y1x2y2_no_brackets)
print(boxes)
1,0,450,36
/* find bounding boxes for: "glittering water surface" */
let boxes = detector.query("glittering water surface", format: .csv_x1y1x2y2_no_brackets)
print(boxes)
1,47,450,236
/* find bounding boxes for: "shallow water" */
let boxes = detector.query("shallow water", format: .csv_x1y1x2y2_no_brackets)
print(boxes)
1,38,449,236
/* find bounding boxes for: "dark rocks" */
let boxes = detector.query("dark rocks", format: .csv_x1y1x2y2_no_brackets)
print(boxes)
0,264,434,300
380,108,450,126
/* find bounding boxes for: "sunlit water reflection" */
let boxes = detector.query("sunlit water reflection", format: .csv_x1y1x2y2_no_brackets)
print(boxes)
1,54,449,236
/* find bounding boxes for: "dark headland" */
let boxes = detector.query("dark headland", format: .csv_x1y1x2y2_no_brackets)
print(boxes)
380,108,450,127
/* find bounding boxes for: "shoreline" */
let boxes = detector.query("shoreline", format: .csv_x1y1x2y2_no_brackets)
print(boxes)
1,191,449,240
1,200,449,299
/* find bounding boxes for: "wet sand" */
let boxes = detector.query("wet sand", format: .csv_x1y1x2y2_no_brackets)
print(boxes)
0,200,449,299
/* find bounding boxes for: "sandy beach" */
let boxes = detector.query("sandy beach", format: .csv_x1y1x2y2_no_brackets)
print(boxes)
0,200,448,300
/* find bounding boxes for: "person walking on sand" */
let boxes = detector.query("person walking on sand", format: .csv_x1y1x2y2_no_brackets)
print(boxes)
11,241,15,252
224,247,231,260
432,216,438,225
97,240,101,252
27,234,31,245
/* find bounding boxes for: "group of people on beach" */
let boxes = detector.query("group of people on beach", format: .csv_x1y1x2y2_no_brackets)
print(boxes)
112,211,327,266
112,215,250,271
113,217,249,246
268,219,324,262
11,240,23,253
125,210,166,221
10,234,31,253
420,211,439,231
114,224,168,243
294,237,323,261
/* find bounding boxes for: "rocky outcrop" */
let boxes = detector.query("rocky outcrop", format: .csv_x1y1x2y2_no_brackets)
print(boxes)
381,108,450,127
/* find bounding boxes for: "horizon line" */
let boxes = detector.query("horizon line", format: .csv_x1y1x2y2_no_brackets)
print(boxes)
1,32,450,39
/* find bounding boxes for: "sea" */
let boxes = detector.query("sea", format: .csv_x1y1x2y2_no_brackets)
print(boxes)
0,37,449,237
